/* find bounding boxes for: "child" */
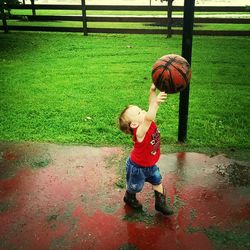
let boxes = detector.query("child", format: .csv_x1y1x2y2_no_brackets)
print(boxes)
118,83,173,215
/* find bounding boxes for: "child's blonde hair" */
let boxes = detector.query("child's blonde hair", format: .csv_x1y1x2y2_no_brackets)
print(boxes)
118,105,133,135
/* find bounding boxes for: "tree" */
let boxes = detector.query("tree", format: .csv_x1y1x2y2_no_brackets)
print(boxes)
0,0,20,17
0,0,20,33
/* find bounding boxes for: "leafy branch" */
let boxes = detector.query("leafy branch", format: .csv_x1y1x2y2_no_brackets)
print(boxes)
0,0,20,17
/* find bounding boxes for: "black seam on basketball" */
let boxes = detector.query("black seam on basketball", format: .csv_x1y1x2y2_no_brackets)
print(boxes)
152,65,165,75
160,57,176,70
158,69,166,92
168,69,176,93
152,66,169,92
153,67,165,91
171,58,190,84
160,67,175,93
154,60,174,92
171,64,189,84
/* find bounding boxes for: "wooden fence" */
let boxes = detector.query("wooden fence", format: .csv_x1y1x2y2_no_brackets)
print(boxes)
1,2,250,36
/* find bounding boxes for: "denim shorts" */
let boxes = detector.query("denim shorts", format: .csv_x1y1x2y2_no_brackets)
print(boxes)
126,158,162,193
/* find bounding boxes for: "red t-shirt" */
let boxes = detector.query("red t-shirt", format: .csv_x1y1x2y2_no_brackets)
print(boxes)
130,121,160,167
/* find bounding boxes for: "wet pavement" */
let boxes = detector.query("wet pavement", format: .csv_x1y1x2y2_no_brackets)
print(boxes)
0,142,249,250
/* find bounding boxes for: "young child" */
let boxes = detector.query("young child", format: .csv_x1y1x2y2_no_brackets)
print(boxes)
118,83,173,215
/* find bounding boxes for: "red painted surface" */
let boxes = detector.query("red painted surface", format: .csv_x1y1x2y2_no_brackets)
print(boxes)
0,143,249,250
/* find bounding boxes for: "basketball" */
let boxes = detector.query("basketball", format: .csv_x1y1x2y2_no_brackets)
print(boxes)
152,54,192,94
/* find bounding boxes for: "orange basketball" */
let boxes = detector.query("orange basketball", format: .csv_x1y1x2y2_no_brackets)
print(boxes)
152,54,192,93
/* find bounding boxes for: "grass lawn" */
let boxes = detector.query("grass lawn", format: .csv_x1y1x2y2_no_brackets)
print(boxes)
11,9,250,16
0,32,249,160
8,9,250,31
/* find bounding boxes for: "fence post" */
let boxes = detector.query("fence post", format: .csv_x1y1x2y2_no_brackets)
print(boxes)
167,0,173,37
1,8,8,33
31,0,36,16
81,0,88,36
178,0,195,142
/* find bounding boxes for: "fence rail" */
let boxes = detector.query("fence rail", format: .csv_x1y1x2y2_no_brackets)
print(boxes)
8,15,250,24
1,3,250,36
4,4,250,12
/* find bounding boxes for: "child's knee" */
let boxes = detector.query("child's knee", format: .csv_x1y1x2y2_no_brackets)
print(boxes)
128,183,144,193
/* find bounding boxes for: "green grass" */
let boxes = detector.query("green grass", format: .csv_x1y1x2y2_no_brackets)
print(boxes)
194,23,250,31
0,32,249,160
186,222,250,250
10,9,250,16
7,10,250,31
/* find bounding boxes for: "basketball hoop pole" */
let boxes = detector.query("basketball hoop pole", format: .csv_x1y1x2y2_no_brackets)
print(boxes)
178,0,195,143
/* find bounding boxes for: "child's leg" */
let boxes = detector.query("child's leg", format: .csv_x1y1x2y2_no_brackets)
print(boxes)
152,183,163,194
146,166,173,216
125,158,145,194
123,158,145,209
123,190,142,209
153,185,173,215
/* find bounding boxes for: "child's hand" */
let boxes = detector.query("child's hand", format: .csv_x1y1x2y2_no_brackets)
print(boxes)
156,92,167,105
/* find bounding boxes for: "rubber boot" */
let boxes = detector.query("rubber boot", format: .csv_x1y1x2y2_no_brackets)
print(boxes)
154,190,174,215
123,191,142,210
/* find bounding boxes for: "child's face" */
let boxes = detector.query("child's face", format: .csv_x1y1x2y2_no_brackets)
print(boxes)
126,105,146,128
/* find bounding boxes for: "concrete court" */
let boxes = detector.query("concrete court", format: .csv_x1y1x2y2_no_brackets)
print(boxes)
0,142,249,250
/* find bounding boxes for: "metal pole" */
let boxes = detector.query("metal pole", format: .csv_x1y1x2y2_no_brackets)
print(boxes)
178,0,195,142
167,0,173,38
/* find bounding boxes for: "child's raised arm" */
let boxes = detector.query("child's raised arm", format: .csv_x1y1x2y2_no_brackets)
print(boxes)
147,83,167,121
136,84,167,141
